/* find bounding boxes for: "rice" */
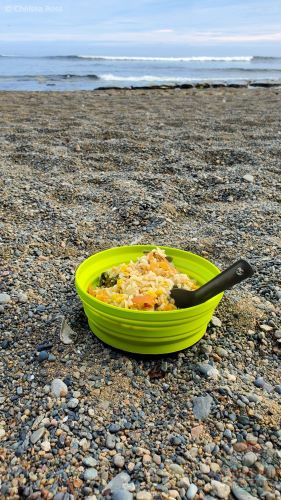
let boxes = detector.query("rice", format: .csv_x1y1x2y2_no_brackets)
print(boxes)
87,247,198,311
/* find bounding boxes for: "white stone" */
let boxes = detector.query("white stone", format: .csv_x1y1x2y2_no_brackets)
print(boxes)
243,174,254,183
51,378,68,398
41,440,51,452
211,480,231,498
211,316,222,327
0,428,6,440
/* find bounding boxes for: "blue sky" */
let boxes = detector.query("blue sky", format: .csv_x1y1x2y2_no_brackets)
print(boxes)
0,0,281,55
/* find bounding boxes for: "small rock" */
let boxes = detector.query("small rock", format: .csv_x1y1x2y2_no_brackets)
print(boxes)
216,347,228,357
211,480,231,499
67,398,79,409
193,394,213,420
31,427,45,444
231,483,258,500
112,491,133,500
109,423,120,433
41,440,51,452
200,463,210,473
51,378,68,398
38,351,49,362
106,434,116,449
211,316,222,327
243,174,254,183
0,428,6,440
0,293,10,304
84,468,98,481
191,424,204,439
114,454,125,468
254,377,265,388
243,452,258,467
103,472,131,494
169,464,184,475
169,491,179,499
83,456,98,468
136,492,152,500
259,324,273,332
48,353,56,361
233,442,248,452
186,484,198,499
59,317,76,344
197,363,220,380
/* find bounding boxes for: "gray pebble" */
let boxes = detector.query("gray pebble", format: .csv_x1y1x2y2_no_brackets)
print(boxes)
113,454,125,468
30,427,45,444
193,394,213,420
231,483,258,500
67,398,79,409
83,468,98,481
83,456,97,468
0,293,11,304
112,491,133,500
243,452,258,467
186,484,198,499
106,433,116,449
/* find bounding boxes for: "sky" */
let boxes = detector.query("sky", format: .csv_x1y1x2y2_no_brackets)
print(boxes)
0,0,281,56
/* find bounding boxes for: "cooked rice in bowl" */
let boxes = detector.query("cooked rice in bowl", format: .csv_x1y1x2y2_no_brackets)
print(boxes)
87,247,198,311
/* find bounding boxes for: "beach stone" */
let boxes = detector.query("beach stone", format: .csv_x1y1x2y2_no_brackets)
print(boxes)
51,378,68,398
114,454,125,468
83,456,98,467
216,347,228,357
0,293,10,304
103,472,132,494
193,394,213,420
136,492,152,500
109,423,120,433
197,363,220,380
243,452,258,467
30,427,45,444
38,350,49,362
106,433,116,449
0,429,6,440
231,483,258,500
186,484,198,499
211,480,231,498
211,316,222,327
41,440,51,452
112,491,133,500
243,174,254,183
67,398,79,409
83,468,98,481
169,464,184,475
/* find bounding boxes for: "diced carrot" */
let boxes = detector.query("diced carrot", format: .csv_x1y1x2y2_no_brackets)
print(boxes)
88,285,96,296
132,294,156,309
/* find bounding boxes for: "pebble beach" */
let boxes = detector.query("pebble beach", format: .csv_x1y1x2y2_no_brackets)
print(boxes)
0,87,280,499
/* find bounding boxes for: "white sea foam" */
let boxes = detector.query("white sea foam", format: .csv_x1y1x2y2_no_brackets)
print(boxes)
100,74,189,82
80,55,253,62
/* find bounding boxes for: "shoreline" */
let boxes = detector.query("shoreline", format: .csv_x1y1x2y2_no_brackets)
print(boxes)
1,79,281,92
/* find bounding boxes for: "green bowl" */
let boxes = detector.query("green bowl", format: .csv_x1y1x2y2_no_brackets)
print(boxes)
75,245,223,354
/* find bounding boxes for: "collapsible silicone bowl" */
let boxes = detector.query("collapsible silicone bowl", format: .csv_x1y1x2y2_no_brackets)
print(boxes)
75,245,223,355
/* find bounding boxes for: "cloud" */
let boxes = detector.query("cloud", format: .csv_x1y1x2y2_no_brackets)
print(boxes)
0,29,281,43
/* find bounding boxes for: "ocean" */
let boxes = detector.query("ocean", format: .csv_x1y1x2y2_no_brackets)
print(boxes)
1,54,281,91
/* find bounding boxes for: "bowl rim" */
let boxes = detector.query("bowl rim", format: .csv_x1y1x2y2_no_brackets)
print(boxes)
75,244,223,315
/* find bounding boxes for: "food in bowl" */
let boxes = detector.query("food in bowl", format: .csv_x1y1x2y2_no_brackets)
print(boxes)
87,247,198,311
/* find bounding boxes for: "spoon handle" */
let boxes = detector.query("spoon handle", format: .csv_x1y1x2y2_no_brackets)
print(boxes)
193,259,254,305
